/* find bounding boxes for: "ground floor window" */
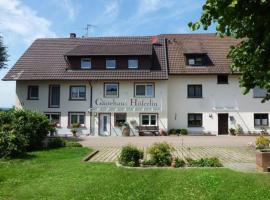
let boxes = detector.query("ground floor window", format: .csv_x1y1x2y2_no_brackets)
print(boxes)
254,113,268,126
188,113,202,127
140,114,157,126
44,112,61,127
114,113,126,127
69,112,85,127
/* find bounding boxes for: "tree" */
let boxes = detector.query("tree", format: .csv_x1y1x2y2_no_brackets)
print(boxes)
0,35,8,69
189,0,270,102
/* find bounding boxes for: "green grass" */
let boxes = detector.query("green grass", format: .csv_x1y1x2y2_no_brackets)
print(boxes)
0,148,270,200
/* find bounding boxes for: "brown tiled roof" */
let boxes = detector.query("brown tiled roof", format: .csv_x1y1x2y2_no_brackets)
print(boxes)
65,44,152,56
163,34,240,74
3,36,167,81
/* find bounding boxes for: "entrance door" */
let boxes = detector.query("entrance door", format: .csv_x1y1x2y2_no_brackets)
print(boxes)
218,113,228,135
99,114,111,136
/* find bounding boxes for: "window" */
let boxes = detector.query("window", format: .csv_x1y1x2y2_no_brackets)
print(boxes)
27,85,39,100
254,114,269,126
70,86,86,100
186,54,205,66
81,58,91,69
45,112,61,127
140,114,157,126
253,87,267,98
217,75,228,84
106,58,116,69
187,85,202,98
135,83,154,97
128,58,139,69
69,112,85,127
188,113,203,127
114,113,127,127
104,83,119,97
49,85,60,108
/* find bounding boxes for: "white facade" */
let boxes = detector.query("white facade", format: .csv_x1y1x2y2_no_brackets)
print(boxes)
15,75,270,136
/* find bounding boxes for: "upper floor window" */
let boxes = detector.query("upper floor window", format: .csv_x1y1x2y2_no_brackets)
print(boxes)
217,75,228,84
186,54,206,66
253,87,267,98
49,85,60,108
27,85,39,100
70,86,86,100
254,113,268,126
104,83,119,98
81,58,91,69
187,85,202,98
135,83,154,97
128,58,139,69
106,58,116,69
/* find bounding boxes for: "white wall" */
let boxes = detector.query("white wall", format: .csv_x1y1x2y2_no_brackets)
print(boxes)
16,80,168,136
168,75,270,135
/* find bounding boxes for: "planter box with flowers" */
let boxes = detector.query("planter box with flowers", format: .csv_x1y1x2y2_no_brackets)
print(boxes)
255,135,270,172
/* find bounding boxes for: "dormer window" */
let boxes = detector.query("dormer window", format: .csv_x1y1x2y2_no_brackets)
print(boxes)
128,58,139,69
106,58,116,69
186,54,206,66
81,58,91,69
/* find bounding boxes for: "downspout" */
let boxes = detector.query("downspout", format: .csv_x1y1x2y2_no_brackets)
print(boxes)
88,81,93,135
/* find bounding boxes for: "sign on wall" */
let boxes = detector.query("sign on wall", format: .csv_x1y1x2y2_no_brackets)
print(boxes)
92,98,162,112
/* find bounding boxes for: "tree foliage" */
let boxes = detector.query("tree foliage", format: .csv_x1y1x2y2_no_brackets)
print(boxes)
189,0,270,101
0,35,8,69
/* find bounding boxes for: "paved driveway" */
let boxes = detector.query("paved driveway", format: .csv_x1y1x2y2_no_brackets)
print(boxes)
80,135,257,148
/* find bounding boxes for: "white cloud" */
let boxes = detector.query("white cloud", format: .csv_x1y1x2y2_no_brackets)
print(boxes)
104,0,119,19
138,0,173,16
0,0,56,44
59,0,76,21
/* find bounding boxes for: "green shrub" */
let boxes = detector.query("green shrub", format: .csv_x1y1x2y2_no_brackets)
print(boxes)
119,145,143,167
65,141,83,147
141,159,156,166
47,137,66,149
0,131,28,158
180,129,188,135
148,142,174,166
168,129,177,135
185,157,222,167
175,158,185,167
256,135,270,149
176,129,181,135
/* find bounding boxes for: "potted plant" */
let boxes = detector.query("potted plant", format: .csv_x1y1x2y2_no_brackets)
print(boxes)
122,122,130,136
229,128,236,136
255,135,270,172
48,123,57,136
71,123,80,137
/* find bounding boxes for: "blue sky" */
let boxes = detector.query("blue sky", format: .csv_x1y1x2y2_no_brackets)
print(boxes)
0,0,214,107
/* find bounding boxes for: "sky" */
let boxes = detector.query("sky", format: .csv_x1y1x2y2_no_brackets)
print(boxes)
0,0,215,107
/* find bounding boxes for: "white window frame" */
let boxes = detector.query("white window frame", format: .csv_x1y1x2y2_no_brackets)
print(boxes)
254,113,269,126
70,86,86,100
69,112,85,127
106,58,116,69
135,83,154,98
44,112,61,127
128,58,139,69
81,58,91,69
104,83,119,98
140,114,157,126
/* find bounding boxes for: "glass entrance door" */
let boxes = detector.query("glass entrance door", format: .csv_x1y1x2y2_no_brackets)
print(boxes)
99,114,111,136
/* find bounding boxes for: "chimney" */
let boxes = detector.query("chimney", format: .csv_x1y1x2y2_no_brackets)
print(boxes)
70,33,76,38
152,36,159,44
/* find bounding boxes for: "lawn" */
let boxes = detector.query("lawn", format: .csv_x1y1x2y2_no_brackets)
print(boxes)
0,147,270,200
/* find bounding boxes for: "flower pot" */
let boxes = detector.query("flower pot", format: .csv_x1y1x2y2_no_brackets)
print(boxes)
256,150,270,172
122,127,130,136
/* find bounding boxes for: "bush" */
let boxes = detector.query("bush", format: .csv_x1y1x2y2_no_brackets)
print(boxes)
0,109,51,151
47,137,66,149
180,129,188,135
119,145,143,167
185,157,222,167
0,131,28,158
168,129,177,135
256,135,270,149
175,158,185,167
65,141,83,147
148,142,174,166
176,129,181,135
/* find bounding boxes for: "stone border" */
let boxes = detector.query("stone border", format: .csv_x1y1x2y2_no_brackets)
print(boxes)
83,150,99,162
